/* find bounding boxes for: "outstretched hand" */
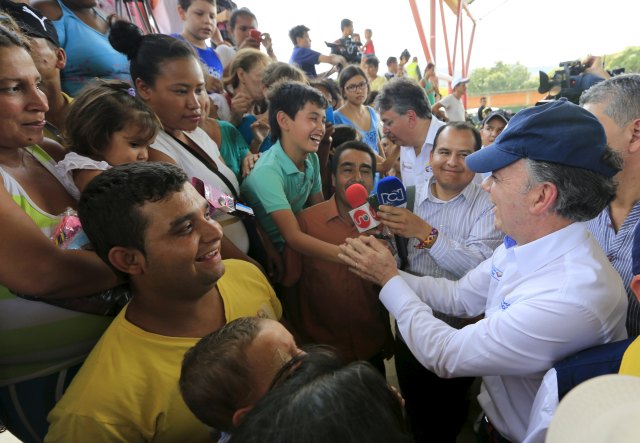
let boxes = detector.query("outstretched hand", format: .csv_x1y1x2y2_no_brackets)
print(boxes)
338,236,400,287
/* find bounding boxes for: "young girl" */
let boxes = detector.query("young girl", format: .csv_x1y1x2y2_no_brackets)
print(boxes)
56,79,160,199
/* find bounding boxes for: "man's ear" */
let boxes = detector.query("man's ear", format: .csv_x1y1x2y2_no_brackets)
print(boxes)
628,118,640,154
55,47,67,70
231,405,253,428
405,109,417,128
529,182,558,216
135,78,152,101
108,247,145,276
631,275,640,304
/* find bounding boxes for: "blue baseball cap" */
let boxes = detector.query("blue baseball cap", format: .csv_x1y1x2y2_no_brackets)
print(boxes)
466,98,620,178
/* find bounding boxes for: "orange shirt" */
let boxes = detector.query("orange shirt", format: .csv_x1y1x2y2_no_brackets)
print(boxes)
283,197,391,361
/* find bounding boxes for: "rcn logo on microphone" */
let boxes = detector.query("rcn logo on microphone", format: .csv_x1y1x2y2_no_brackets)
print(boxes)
379,188,406,205
352,208,372,229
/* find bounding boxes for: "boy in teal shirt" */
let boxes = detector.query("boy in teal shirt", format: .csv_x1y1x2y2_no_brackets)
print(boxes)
242,82,343,272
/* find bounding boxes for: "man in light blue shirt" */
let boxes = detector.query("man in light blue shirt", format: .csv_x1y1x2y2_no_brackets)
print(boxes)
377,122,502,443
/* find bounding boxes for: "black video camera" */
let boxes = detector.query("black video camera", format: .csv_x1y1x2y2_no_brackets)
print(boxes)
538,60,621,104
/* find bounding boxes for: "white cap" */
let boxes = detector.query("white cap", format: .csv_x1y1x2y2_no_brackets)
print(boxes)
546,374,640,443
451,76,469,89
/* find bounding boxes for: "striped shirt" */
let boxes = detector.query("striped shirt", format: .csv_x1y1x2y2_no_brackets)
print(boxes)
405,177,503,327
587,203,640,336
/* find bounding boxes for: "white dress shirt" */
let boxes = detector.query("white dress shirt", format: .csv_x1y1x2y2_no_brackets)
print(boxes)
400,117,445,187
380,222,628,442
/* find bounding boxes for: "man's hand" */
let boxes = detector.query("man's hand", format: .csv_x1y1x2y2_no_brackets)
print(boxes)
338,236,400,287
377,205,431,240
238,36,260,51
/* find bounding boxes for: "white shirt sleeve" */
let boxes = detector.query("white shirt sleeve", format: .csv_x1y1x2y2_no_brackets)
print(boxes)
380,270,612,379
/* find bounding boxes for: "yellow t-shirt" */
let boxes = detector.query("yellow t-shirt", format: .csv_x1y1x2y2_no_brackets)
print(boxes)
45,260,281,443
619,336,640,376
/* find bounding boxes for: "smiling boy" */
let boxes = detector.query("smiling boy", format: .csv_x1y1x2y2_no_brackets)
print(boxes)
241,82,345,269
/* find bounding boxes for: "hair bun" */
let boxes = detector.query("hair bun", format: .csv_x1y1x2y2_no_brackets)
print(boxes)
109,20,144,60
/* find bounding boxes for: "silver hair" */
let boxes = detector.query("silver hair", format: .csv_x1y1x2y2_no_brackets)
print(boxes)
523,147,622,222
579,74,640,127
374,78,432,119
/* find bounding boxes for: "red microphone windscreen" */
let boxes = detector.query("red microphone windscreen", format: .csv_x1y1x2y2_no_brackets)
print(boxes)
345,183,369,209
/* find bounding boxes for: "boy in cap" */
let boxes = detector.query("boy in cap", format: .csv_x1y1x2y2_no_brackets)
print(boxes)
432,76,469,122
480,110,510,148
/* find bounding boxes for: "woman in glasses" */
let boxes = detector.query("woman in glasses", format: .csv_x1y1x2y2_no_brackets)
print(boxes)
334,65,383,155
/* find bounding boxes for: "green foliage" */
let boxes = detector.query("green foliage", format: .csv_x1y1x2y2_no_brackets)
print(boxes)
468,61,537,94
605,46,640,73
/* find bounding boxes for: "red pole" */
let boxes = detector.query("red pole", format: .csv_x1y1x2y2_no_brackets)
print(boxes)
439,0,452,75
430,0,436,64
464,5,477,77
408,0,434,63
451,0,463,81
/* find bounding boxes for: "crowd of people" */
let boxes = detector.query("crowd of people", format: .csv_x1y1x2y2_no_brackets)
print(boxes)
0,0,638,442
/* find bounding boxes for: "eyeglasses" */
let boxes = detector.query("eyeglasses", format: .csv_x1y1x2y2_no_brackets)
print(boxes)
345,82,368,92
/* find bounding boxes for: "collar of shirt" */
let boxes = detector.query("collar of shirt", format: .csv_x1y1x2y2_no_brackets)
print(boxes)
415,175,477,207
273,140,311,176
509,222,588,278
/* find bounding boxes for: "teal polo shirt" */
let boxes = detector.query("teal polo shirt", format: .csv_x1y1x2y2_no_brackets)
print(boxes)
241,140,322,252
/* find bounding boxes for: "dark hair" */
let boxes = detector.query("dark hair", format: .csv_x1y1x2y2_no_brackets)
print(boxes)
180,317,263,432
78,162,188,278
340,18,352,30
331,124,361,149
364,56,379,69
230,351,411,443
331,140,376,176
178,0,215,10
262,62,307,89
400,49,410,61
109,20,196,86
432,121,481,152
309,78,341,108
288,24,309,46
338,65,368,95
229,7,256,31
365,90,379,107
386,56,397,67
64,79,160,160
524,147,621,222
375,78,432,119
580,74,640,127
267,81,327,141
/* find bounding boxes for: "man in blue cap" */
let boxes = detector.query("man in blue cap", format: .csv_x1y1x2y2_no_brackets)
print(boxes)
338,99,629,442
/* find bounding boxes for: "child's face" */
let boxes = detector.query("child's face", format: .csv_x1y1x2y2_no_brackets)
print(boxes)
297,32,311,49
364,29,372,40
281,102,326,154
101,121,154,165
179,0,217,43
343,74,368,106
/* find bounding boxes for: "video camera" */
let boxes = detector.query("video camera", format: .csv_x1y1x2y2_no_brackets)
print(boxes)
538,60,625,104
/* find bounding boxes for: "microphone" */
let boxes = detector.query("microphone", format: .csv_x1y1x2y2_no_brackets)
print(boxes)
345,183,381,233
375,176,407,207
374,176,409,268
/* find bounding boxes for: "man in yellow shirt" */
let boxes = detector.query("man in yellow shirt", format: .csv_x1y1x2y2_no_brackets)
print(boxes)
45,162,283,443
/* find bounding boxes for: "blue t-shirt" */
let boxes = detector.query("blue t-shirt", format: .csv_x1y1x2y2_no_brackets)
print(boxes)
334,107,380,153
289,47,321,78
53,0,130,96
171,34,223,79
